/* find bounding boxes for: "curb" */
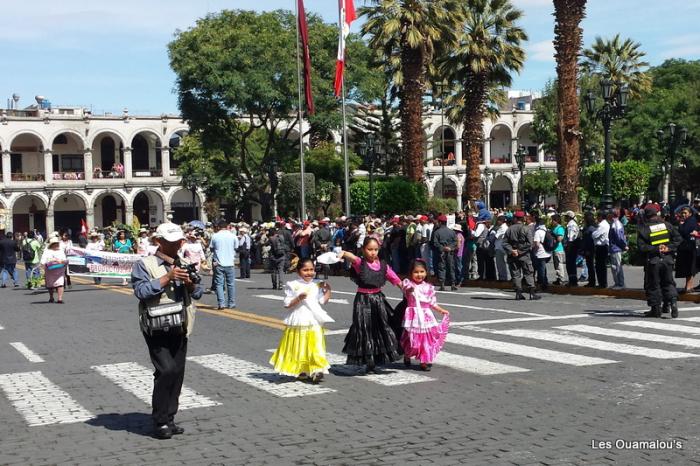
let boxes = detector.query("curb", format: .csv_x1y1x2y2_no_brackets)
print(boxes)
456,279,700,302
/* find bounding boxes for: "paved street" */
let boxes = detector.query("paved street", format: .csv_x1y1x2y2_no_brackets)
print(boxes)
1,269,700,465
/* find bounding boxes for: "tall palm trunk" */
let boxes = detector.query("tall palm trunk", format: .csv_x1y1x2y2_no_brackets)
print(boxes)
462,74,487,200
400,42,426,182
553,0,586,211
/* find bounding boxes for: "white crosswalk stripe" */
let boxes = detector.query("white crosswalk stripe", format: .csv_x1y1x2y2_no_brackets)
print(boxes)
188,353,336,397
619,320,700,335
446,333,617,366
92,362,221,409
433,351,530,375
558,324,700,349
677,317,700,322
325,353,435,385
0,371,93,426
10,342,44,363
490,328,699,359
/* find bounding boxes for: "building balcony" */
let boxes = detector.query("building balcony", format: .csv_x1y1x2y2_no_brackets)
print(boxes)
11,173,45,182
52,171,85,181
133,168,163,178
92,168,124,179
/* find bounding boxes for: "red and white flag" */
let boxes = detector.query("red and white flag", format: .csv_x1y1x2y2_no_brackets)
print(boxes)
298,0,315,115
334,0,356,97
80,218,88,236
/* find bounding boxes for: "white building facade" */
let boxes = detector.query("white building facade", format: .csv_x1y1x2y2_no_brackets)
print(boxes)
0,105,205,236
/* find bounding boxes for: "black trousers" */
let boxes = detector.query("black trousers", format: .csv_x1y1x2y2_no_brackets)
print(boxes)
645,255,678,307
594,245,608,287
270,257,285,288
508,254,534,291
477,249,496,280
239,250,250,278
436,251,456,286
565,244,578,285
143,332,188,426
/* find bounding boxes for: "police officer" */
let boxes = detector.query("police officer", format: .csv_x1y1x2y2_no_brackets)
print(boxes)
638,206,681,318
430,214,458,291
503,211,540,300
268,226,289,290
132,223,203,439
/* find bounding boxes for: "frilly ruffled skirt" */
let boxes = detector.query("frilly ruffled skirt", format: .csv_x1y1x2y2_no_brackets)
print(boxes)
342,292,401,366
401,314,450,364
269,325,330,377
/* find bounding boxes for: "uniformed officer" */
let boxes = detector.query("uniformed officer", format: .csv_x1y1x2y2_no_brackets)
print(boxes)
637,206,682,318
132,223,203,439
503,211,540,300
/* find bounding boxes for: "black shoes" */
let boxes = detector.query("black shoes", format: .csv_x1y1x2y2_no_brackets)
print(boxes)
661,303,671,319
168,422,184,435
644,306,661,318
515,290,526,300
404,357,411,367
671,302,679,319
450,285,459,291
529,291,542,301
439,285,446,291
153,424,172,440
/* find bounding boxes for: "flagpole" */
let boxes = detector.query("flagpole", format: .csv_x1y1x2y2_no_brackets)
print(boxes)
295,0,306,220
339,3,351,217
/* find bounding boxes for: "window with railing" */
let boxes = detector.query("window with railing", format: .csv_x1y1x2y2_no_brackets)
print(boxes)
133,168,163,177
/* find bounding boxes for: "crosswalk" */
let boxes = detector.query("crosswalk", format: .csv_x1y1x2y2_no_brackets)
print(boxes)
4,317,700,427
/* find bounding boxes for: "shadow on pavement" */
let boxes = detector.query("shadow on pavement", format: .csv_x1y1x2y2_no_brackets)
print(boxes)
584,310,645,318
86,412,153,437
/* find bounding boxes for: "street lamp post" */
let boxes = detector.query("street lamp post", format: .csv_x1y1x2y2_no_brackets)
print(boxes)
656,123,688,206
358,133,382,214
514,145,527,210
584,79,630,211
433,82,447,199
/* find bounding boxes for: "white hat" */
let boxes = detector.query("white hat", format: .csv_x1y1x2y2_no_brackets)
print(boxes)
451,224,462,231
154,223,185,242
48,237,60,245
564,210,576,218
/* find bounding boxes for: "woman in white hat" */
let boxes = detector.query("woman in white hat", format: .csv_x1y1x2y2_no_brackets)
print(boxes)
41,237,68,303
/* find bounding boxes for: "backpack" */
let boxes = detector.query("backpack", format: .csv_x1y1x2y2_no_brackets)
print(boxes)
476,227,496,257
270,235,287,258
542,228,556,252
21,240,35,262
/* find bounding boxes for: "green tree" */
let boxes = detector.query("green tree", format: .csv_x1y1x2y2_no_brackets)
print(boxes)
441,0,527,201
168,9,381,218
523,170,558,202
580,34,652,98
582,160,652,203
360,0,461,182
552,0,587,211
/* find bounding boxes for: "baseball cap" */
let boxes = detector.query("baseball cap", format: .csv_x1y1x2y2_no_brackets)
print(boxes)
437,214,448,223
155,223,185,242
514,211,525,219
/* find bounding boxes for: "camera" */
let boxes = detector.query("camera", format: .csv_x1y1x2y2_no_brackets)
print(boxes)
175,258,201,284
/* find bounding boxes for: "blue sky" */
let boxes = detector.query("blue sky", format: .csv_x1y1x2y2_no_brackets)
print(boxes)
1,0,697,115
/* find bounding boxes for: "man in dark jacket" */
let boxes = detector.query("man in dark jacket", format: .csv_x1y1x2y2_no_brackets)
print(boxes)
0,232,20,287
503,211,540,300
638,206,682,318
312,219,332,279
431,214,458,291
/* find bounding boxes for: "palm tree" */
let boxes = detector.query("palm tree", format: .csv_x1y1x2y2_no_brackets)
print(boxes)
581,34,652,97
552,0,587,211
360,0,461,182
440,0,527,201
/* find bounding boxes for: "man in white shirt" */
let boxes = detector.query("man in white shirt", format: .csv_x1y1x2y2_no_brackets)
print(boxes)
591,211,610,288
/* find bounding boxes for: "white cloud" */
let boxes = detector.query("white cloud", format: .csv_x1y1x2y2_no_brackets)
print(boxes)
661,34,700,59
528,40,556,63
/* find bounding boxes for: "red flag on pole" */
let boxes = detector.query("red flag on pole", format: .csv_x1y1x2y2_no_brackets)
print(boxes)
80,218,88,236
334,0,356,97
298,0,315,115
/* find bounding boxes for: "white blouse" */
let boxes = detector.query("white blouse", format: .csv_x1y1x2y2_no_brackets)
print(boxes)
282,278,334,327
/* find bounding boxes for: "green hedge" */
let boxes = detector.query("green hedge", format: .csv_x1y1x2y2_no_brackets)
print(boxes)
350,179,427,215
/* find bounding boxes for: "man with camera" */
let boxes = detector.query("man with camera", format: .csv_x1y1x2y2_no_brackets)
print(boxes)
132,223,203,439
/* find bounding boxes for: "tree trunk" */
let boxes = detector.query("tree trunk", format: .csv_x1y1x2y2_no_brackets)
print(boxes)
461,74,487,201
553,0,586,211
400,39,426,183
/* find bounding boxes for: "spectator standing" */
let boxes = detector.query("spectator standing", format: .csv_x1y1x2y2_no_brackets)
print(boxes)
312,218,332,280
494,215,509,281
210,220,239,309
675,206,698,293
503,211,540,300
532,214,552,291
607,209,628,289
550,214,567,285
0,232,20,287
591,211,610,288
238,227,251,279
453,224,465,284
474,212,496,281
563,211,580,286
22,231,42,288
582,212,597,287
430,215,458,291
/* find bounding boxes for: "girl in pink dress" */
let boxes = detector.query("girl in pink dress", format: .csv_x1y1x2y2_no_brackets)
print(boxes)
401,259,450,371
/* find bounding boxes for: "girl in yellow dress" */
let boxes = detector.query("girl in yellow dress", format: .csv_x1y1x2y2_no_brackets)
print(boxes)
269,259,333,383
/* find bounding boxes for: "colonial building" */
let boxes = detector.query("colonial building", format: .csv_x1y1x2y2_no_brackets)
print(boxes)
421,92,555,210
0,102,205,237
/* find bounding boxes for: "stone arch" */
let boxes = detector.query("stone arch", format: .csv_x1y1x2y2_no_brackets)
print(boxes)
167,129,189,174
131,188,166,226
10,193,49,235
489,173,513,208
488,124,514,164
88,129,127,149
166,127,190,143
434,176,458,199
90,130,126,176
431,125,457,167
50,192,88,239
515,122,538,163
49,129,86,150
169,187,204,224
8,129,48,150
93,190,129,227
48,190,91,211
130,129,164,176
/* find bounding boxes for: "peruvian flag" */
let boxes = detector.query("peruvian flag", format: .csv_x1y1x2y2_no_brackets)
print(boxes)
80,218,88,236
334,0,356,97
